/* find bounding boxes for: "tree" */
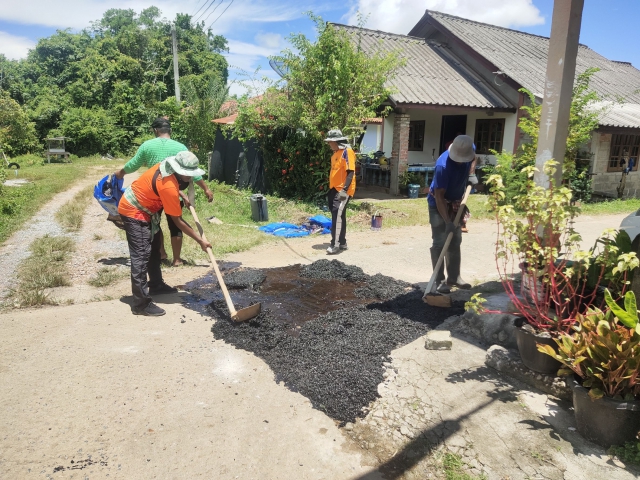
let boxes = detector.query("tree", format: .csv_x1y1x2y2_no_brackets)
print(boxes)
0,91,38,155
233,14,403,200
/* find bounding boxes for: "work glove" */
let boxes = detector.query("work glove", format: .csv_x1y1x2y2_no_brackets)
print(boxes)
445,222,457,235
338,190,349,201
468,174,478,186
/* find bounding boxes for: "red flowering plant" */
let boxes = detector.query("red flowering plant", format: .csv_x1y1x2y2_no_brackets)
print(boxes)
468,160,639,335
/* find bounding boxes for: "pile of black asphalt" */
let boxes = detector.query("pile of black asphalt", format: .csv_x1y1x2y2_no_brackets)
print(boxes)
222,268,266,290
207,260,463,424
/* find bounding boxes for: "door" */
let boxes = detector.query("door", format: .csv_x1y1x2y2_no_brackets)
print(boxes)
439,115,467,155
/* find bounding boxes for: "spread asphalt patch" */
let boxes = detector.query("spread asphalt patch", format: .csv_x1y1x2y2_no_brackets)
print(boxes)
189,260,464,424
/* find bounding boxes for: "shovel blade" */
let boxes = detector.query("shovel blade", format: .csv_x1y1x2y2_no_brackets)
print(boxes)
232,303,262,322
422,293,452,308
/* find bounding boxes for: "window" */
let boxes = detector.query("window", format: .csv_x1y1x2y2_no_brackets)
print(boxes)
408,121,425,151
474,118,505,154
607,134,640,172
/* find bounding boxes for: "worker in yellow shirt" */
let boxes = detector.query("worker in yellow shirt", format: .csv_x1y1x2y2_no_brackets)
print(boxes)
324,129,356,254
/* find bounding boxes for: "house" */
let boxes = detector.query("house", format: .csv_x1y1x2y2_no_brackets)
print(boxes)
334,10,640,197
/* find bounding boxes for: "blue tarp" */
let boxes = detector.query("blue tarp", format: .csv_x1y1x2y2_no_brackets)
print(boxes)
258,215,332,238
93,174,124,216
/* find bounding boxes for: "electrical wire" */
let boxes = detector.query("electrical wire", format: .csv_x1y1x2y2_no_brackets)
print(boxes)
191,0,209,18
208,0,235,28
194,0,220,23
201,0,224,24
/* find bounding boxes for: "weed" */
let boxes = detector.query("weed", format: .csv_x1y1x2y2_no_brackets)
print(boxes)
89,267,127,287
55,186,94,231
609,441,640,465
93,233,103,240
442,453,487,480
11,235,75,307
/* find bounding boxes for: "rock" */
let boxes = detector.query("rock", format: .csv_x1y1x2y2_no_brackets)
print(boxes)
400,425,410,436
344,423,354,431
373,410,384,418
485,345,571,401
424,330,452,350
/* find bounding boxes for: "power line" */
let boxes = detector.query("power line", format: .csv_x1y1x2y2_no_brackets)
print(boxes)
191,0,209,18
208,0,235,28
194,0,220,23
201,0,224,24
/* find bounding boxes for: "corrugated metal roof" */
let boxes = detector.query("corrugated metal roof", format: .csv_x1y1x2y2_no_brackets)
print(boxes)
332,24,514,110
593,102,640,129
426,11,640,105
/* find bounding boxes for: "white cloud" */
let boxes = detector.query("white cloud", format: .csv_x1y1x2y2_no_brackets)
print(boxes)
0,31,35,59
0,0,310,35
254,32,284,50
347,0,545,35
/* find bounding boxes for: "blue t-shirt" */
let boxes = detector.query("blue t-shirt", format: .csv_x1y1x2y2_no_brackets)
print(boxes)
427,151,472,207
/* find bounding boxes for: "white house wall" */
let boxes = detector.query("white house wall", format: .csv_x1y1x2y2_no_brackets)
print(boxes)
361,125,381,153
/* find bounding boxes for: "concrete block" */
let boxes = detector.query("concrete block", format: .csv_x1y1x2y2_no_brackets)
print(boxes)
424,330,452,350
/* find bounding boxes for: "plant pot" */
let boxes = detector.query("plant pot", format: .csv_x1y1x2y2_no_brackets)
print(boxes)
514,317,562,374
407,184,420,199
569,375,640,447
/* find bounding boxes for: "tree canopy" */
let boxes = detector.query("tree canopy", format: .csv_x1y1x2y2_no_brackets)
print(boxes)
0,7,229,156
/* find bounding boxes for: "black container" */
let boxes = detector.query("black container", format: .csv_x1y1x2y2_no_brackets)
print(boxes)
569,375,640,447
514,317,562,375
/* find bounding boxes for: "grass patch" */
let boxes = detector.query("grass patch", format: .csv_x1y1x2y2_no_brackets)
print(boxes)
609,442,640,465
11,235,75,307
88,266,127,287
580,198,640,216
0,156,118,244
54,186,94,231
442,453,487,480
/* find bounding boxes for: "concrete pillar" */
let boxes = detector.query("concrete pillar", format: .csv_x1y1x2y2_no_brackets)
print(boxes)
534,0,584,187
390,111,410,194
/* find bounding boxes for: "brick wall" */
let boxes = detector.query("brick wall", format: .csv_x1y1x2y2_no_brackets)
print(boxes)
591,132,640,198
390,113,410,194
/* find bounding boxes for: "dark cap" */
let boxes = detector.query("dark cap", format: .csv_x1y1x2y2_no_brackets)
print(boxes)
151,117,171,129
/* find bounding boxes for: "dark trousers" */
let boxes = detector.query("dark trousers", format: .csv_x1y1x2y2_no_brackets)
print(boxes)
165,206,183,238
328,188,349,247
428,206,462,284
121,216,164,310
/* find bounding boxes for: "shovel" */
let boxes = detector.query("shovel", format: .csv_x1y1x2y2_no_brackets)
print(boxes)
188,202,261,322
423,185,472,308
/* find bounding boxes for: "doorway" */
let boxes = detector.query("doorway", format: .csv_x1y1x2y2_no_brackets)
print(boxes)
439,115,467,155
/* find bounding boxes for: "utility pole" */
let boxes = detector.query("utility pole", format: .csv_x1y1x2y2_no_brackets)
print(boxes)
533,0,584,188
171,24,181,104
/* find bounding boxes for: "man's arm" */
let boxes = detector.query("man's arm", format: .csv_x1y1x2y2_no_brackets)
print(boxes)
115,144,146,178
168,215,212,251
434,188,452,225
195,179,214,202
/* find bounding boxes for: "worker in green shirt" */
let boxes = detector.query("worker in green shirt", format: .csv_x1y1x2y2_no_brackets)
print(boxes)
116,118,214,266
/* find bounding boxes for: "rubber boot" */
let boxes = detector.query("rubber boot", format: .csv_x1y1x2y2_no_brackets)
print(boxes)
445,247,471,289
430,247,449,293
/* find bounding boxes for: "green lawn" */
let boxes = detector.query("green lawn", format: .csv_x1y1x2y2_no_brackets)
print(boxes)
0,155,117,243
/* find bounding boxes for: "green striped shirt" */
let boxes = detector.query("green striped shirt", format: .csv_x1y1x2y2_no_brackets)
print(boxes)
123,138,203,182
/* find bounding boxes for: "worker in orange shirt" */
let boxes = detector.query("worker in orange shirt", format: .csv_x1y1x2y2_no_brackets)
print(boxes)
117,151,212,316
324,129,356,254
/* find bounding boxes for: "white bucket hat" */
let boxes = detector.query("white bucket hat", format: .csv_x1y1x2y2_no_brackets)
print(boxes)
323,129,349,143
448,135,476,163
164,151,205,177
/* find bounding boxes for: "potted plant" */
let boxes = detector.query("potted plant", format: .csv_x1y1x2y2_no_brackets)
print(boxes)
538,289,640,447
485,161,638,374
399,171,424,198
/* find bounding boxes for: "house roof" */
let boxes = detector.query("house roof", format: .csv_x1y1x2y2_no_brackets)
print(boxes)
594,102,640,129
331,24,514,110
413,10,640,104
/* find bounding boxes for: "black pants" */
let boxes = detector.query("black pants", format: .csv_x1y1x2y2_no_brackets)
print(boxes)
165,205,183,238
328,188,349,247
121,216,164,310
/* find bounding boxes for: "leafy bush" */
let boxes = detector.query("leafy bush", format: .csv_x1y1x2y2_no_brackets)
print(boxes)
539,289,640,400
52,107,128,156
0,91,38,155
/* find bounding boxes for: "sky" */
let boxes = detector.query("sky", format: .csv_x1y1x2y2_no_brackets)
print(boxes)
1,0,639,97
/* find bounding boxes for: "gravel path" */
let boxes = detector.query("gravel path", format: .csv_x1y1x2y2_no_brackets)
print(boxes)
0,180,92,299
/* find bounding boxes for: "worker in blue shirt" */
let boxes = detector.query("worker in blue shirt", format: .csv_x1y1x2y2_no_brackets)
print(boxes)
427,135,478,294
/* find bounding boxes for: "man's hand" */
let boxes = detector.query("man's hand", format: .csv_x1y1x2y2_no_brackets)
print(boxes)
468,174,478,186
115,169,126,179
445,222,457,235
179,192,191,208
199,239,212,252
204,188,214,202
338,190,349,201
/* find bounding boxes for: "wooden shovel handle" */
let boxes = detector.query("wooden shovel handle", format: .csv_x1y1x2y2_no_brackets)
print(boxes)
188,205,237,316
